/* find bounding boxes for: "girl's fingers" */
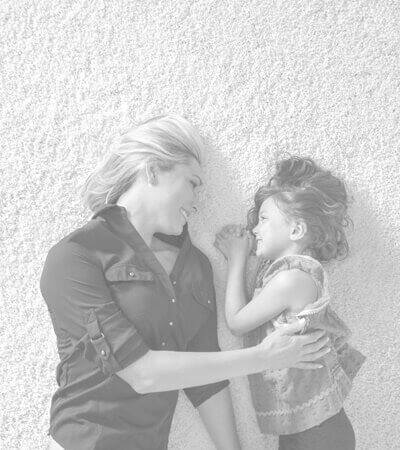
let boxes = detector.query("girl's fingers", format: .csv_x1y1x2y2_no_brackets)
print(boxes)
219,224,245,237
221,224,235,234
213,239,222,248
217,231,230,239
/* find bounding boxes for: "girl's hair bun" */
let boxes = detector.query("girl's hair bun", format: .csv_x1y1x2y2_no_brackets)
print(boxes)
269,156,319,188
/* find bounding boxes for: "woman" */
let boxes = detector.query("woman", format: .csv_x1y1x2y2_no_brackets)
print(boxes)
41,115,330,450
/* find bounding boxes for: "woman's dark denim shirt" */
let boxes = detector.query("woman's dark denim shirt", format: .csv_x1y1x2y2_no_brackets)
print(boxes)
40,204,229,450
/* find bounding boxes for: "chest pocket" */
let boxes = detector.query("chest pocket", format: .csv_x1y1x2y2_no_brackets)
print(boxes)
104,264,157,322
191,282,215,313
105,264,154,282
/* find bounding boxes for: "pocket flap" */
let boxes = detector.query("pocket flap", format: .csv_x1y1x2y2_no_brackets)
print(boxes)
192,283,215,312
105,264,154,282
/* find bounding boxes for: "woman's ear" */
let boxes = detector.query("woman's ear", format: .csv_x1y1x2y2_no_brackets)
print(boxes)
290,220,307,241
145,163,157,185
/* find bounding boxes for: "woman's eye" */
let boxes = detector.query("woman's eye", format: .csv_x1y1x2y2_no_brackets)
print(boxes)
190,181,197,188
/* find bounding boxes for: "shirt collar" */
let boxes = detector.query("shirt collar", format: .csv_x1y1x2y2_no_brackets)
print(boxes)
92,204,192,296
92,204,191,250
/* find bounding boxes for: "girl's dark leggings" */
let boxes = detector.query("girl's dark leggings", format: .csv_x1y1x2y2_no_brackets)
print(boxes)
278,408,355,450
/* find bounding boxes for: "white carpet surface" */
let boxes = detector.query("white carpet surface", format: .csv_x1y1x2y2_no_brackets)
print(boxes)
1,1,399,449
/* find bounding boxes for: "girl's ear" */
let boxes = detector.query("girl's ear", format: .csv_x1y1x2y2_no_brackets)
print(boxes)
290,220,307,241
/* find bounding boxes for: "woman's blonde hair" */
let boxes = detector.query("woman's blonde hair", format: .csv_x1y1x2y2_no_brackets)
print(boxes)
82,115,204,212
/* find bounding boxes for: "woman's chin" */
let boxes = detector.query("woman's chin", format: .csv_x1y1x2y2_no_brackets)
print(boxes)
156,221,184,236
170,222,185,235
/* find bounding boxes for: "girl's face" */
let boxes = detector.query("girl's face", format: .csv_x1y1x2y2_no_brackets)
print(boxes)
152,159,203,235
252,196,295,260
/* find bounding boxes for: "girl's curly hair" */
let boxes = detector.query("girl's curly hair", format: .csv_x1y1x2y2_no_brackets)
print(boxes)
247,156,352,262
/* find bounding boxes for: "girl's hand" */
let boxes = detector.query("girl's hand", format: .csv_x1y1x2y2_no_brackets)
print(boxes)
258,320,330,370
214,224,253,263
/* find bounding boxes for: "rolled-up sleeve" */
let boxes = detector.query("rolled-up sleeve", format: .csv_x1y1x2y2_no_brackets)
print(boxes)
40,241,149,376
184,272,229,408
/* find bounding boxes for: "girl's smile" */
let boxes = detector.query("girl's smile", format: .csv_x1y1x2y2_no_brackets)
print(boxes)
253,196,305,260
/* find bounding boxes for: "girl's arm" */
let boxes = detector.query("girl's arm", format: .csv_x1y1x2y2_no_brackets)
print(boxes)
225,260,317,336
214,225,317,336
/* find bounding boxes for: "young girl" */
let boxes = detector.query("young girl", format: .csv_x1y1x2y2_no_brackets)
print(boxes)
214,156,365,450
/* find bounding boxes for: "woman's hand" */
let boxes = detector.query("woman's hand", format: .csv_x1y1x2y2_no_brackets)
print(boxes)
257,320,330,370
214,224,253,263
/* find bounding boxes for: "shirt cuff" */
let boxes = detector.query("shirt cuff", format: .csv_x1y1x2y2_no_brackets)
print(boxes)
84,305,150,376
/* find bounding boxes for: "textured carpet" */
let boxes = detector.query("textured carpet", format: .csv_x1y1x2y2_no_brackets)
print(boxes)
1,1,399,449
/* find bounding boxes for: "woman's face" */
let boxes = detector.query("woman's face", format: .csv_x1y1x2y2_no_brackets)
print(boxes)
152,159,203,235
252,196,293,259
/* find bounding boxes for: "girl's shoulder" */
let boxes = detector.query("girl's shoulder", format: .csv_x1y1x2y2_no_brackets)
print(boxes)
261,254,326,292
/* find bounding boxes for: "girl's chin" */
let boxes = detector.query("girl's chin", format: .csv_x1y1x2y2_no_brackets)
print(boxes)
256,246,269,258
255,248,265,257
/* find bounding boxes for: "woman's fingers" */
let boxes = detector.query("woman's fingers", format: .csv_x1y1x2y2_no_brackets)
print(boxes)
292,362,324,370
300,346,331,362
301,333,329,353
279,319,307,335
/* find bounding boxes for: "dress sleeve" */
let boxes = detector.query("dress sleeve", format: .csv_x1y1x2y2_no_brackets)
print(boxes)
40,241,149,376
183,266,229,408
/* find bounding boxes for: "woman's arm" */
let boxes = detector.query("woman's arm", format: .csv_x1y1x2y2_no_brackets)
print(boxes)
42,240,328,396
116,320,329,393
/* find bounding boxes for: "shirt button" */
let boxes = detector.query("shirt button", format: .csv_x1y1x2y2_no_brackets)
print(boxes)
129,271,135,277
172,280,177,285
171,298,176,303
100,349,106,357
161,342,166,347
169,321,173,326
207,300,211,304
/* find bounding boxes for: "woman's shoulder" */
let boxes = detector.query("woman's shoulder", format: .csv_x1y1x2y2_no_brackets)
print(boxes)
46,217,122,261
